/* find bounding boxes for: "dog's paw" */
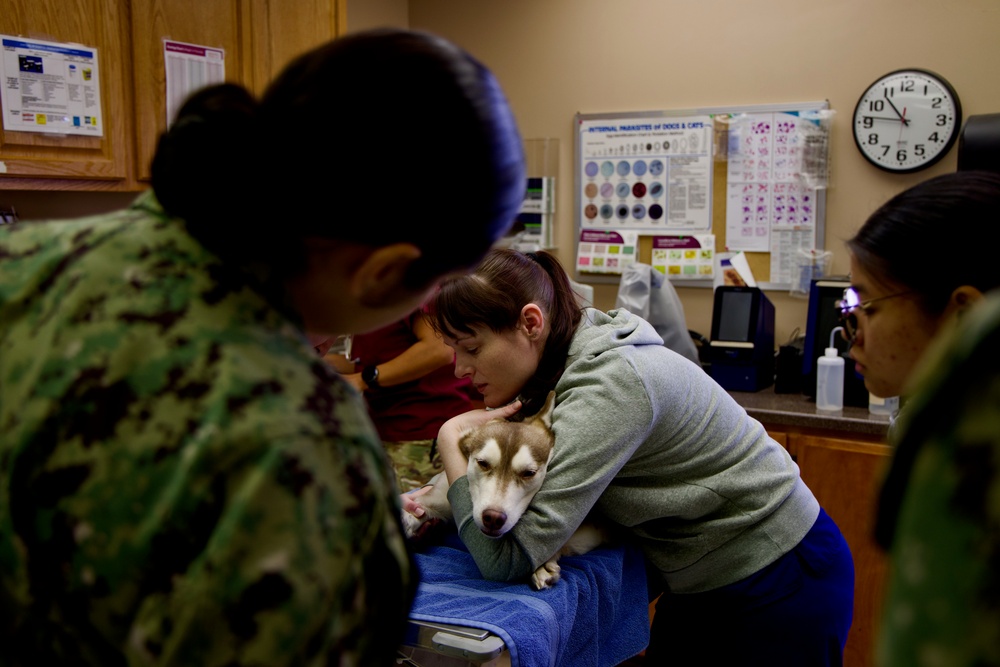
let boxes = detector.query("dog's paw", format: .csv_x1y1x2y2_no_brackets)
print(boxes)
530,559,561,590
401,510,430,540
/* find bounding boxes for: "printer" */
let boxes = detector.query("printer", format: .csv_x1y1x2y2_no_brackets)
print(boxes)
708,286,775,392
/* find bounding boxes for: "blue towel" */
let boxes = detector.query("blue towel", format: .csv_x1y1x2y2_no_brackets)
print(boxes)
408,532,650,667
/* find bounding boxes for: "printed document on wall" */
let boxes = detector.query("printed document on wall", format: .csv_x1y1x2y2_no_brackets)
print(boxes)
724,112,818,258
1,35,103,137
578,116,713,234
164,40,225,128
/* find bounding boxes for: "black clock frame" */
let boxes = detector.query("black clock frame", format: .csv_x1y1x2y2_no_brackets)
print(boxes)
852,68,963,174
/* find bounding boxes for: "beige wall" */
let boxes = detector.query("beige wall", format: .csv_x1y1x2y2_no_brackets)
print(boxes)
382,0,1000,343
344,0,407,32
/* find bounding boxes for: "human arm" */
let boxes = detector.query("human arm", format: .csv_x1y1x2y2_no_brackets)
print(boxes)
336,313,456,393
434,400,523,484
446,350,656,582
122,425,413,665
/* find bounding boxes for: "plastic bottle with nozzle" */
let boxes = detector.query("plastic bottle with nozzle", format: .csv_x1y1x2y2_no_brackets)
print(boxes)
816,326,845,412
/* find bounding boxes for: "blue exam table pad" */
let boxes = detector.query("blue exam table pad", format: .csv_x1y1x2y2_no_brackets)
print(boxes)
402,531,650,667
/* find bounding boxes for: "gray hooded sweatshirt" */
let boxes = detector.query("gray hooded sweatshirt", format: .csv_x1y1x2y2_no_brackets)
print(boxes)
447,307,820,594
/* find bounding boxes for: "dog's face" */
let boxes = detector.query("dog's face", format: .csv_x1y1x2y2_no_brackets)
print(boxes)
458,391,556,538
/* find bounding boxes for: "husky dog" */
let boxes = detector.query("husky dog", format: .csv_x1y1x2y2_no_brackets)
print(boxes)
402,391,605,589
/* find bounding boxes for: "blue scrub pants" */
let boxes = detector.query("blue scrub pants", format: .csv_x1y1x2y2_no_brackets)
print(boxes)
644,509,855,666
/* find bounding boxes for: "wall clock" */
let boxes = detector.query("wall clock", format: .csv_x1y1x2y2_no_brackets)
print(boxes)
852,68,962,173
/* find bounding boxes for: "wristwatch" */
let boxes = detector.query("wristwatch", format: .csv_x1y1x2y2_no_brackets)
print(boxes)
361,364,380,390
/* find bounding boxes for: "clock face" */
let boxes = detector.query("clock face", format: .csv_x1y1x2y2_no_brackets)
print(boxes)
852,69,962,173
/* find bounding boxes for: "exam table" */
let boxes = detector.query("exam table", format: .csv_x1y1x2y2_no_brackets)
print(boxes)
397,532,650,667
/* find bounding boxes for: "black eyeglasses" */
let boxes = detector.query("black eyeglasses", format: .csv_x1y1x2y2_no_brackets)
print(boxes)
835,287,913,343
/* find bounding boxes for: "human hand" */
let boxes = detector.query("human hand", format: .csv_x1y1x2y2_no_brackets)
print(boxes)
401,483,436,518
436,401,522,482
439,400,523,443
343,372,366,394
401,483,449,544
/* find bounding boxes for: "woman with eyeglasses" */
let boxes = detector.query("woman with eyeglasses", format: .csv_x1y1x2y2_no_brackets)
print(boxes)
841,170,1000,402
842,170,1000,667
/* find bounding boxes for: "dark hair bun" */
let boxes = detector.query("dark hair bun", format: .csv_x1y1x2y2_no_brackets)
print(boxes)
151,83,259,227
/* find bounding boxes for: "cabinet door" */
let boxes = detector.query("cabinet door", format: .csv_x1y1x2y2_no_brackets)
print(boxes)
0,0,132,185
241,0,345,95
130,0,247,183
130,0,344,183
790,435,892,667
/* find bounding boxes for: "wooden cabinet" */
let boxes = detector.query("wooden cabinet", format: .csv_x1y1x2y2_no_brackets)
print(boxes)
0,0,133,187
1,0,345,191
769,428,893,667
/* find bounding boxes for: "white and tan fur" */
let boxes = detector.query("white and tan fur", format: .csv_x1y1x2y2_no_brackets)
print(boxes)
402,391,605,589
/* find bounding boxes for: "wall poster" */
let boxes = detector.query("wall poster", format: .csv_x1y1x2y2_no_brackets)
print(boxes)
574,102,829,290
1,35,103,137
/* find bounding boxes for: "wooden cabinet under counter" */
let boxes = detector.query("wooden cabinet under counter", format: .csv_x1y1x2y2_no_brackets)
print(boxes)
731,388,893,667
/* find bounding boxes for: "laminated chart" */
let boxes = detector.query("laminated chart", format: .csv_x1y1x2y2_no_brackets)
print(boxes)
724,111,825,283
576,229,638,275
575,102,828,288
650,234,715,279
578,116,713,235
1,35,103,136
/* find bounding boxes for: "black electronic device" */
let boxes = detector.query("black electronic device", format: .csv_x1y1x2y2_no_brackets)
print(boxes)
801,277,868,408
708,286,775,392
957,112,1000,173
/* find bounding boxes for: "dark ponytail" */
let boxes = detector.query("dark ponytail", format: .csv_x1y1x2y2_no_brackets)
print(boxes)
516,251,582,417
150,84,278,261
432,248,584,419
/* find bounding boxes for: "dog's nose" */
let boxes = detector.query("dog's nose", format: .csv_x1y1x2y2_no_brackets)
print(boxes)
481,509,508,533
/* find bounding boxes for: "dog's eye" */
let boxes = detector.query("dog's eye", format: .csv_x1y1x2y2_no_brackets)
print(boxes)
521,470,537,479
476,459,490,471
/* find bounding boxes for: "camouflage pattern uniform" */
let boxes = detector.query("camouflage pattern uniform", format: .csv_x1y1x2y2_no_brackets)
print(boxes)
0,192,415,666
876,291,1000,666
383,438,443,492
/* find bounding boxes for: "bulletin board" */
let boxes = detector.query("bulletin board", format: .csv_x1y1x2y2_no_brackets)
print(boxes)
573,101,831,290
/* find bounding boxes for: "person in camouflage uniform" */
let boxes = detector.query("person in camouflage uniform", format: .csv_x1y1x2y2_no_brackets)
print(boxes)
839,171,1000,667
0,27,525,667
874,289,1000,667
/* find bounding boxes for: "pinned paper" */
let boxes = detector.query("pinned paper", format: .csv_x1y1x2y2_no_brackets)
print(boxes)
715,251,756,289
729,251,756,286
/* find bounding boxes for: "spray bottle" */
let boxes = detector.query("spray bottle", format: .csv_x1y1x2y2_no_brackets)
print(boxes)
816,326,845,412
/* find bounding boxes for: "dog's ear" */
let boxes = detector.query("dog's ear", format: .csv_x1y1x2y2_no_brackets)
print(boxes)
524,390,556,430
458,429,476,458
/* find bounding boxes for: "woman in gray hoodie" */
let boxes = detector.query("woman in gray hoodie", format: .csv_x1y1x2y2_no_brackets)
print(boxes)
410,247,855,666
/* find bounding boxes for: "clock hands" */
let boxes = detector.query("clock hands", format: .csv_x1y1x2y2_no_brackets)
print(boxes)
865,116,909,123
883,91,911,126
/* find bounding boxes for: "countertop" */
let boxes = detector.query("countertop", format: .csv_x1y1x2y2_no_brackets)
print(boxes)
728,388,892,438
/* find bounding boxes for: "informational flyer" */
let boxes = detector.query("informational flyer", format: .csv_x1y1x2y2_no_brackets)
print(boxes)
164,40,225,127
576,229,639,275
1,35,103,136
578,116,713,234
650,234,715,279
724,111,818,253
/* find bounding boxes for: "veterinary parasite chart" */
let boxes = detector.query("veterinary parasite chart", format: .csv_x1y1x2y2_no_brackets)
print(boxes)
574,102,829,288
724,110,829,283
578,115,713,234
